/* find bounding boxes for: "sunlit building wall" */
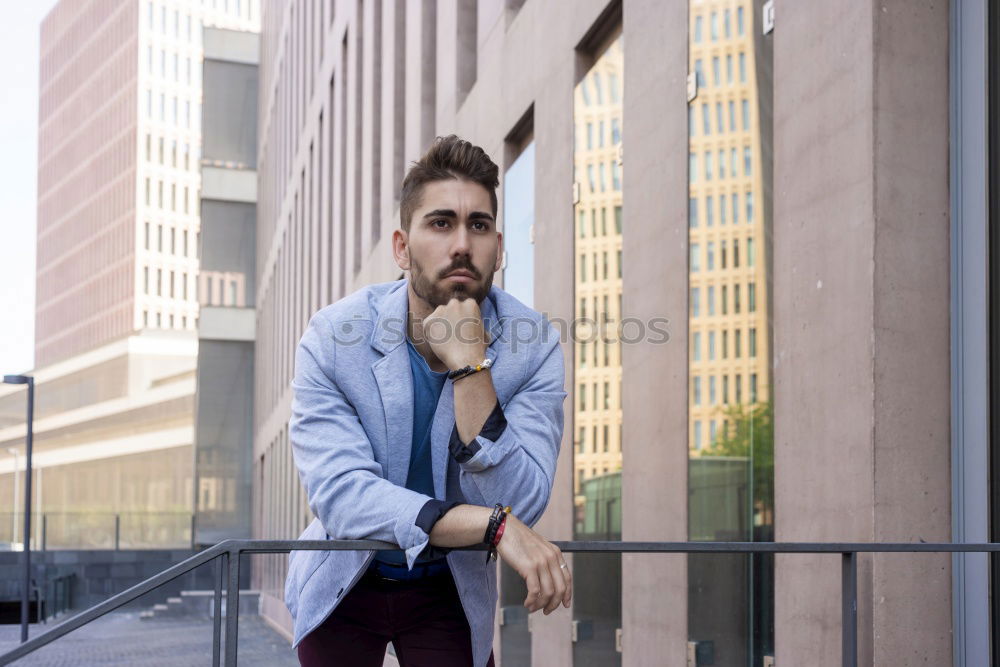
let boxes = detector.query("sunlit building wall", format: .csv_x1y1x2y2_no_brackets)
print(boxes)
256,1,956,665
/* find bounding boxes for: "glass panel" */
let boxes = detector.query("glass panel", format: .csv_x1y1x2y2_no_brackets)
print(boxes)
502,141,536,307
989,0,1000,656
688,0,774,664
499,138,536,665
573,32,623,667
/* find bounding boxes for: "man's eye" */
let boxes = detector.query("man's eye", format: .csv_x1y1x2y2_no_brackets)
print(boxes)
472,221,488,231
432,219,449,228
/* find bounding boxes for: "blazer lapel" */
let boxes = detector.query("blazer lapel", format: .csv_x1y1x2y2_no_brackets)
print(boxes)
370,282,413,487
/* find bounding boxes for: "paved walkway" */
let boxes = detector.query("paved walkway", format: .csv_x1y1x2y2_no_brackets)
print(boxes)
0,612,299,665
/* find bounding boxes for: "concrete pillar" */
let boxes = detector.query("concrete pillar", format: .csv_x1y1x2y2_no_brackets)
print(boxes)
620,0,690,665
772,1,952,664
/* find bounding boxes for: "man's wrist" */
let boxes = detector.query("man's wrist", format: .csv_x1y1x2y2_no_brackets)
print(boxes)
446,348,489,372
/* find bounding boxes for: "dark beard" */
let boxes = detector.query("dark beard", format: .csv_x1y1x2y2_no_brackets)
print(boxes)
410,255,494,307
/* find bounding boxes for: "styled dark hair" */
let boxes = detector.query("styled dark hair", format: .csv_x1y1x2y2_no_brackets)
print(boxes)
399,135,499,231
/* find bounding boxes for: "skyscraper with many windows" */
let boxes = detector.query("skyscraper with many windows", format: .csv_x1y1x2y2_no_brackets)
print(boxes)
0,0,261,545
36,0,259,366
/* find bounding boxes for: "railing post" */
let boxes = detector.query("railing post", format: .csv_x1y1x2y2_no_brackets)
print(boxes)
114,515,120,551
41,515,46,552
213,553,224,667
191,514,196,550
842,552,857,667
224,547,241,667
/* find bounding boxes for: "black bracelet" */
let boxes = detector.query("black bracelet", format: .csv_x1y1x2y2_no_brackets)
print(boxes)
448,358,493,381
483,503,511,563
483,504,504,544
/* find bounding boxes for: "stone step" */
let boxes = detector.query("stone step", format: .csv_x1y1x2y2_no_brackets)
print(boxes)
140,590,260,620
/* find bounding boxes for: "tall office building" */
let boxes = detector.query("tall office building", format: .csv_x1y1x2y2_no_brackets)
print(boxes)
37,0,259,365
0,0,259,546
256,1,987,665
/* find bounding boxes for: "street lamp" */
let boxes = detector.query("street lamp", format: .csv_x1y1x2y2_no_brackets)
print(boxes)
3,374,33,643
6,447,18,546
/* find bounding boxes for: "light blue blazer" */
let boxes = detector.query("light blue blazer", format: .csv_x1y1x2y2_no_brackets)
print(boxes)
284,279,566,667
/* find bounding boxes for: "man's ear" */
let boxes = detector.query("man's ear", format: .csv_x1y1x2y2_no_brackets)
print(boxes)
392,228,410,271
494,231,504,272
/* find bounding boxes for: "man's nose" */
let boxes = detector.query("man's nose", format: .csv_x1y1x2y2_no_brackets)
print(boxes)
450,222,472,257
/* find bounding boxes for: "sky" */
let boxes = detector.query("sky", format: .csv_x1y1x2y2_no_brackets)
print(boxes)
0,0,59,375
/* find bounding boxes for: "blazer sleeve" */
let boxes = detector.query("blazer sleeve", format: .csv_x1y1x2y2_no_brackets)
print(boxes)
452,321,567,528
290,312,434,569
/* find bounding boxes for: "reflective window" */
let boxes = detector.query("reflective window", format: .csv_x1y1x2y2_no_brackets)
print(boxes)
688,0,774,663
502,141,535,307
573,31,623,667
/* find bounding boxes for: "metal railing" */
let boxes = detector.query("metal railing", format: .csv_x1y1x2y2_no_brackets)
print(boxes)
0,540,997,667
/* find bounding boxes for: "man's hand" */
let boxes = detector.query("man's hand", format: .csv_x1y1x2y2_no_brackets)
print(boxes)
496,514,572,614
424,297,488,371
427,505,572,614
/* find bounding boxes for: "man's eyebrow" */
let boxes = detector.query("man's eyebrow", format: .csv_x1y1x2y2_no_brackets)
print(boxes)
423,209,457,219
423,209,495,222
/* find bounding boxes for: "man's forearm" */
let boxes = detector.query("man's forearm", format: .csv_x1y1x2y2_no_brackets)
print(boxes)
427,503,493,547
452,368,497,443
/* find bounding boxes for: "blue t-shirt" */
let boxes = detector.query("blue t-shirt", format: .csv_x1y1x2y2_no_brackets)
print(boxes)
372,339,448,567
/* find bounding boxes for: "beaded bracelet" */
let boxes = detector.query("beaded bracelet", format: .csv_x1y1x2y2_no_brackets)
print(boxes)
449,357,493,382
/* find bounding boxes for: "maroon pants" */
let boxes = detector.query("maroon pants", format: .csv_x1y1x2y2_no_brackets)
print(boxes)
297,569,495,667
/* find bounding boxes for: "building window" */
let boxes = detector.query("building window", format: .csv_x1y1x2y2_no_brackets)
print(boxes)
691,287,701,317
690,243,700,272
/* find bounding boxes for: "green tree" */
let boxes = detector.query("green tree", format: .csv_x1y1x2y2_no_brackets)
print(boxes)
703,399,774,528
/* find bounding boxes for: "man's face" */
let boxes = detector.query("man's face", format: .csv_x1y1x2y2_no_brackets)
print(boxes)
394,178,502,307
